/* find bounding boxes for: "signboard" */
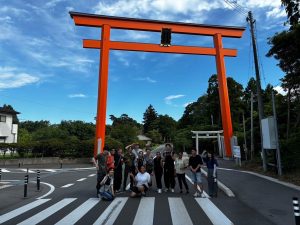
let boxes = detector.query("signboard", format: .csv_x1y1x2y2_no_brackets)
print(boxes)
233,146,241,158
261,117,276,149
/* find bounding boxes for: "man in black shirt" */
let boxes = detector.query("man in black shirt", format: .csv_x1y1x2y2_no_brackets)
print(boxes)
188,149,204,197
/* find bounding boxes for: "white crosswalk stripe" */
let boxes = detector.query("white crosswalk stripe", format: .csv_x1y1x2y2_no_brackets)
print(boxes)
133,197,155,225
93,197,128,225
17,198,76,225
1,169,10,172
168,198,193,225
0,199,51,224
1,196,234,225
20,169,35,173
195,198,234,225
55,198,99,225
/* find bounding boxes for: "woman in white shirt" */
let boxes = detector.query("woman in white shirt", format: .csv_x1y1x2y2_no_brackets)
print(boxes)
175,152,189,194
129,165,151,197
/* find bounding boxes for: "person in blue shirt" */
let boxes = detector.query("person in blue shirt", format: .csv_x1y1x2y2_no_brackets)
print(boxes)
203,151,218,197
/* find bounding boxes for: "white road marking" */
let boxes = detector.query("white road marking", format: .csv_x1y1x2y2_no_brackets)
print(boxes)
44,169,57,172
55,198,99,225
168,198,193,225
93,197,128,225
0,199,50,224
17,198,76,225
195,198,234,225
1,169,10,172
201,168,235,197
37,182,56,199
77,178,87,182
88,174,96,177
0,184,13,189
20,169,35,173
133,197,155,225
0,181,10,184
185,174,209,198
61,183,74,188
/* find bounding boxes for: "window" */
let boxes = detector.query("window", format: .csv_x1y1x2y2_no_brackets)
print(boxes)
0,137,6,143
0,115,6,122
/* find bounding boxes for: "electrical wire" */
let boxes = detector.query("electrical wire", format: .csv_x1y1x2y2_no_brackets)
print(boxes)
223,0,248,17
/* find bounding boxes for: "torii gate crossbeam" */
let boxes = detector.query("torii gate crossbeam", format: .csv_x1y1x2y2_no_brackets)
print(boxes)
69,12,245,157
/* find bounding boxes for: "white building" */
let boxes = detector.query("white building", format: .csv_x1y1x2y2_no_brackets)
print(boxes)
0,107,19,143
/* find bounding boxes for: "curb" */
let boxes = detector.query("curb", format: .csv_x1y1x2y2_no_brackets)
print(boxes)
218,167,300,192
201,168,235,197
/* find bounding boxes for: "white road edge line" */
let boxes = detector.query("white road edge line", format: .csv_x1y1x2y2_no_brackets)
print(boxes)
218,167,300,192
36,182,55,199
201,169,235,197
61,183,74,188
0,185,13,190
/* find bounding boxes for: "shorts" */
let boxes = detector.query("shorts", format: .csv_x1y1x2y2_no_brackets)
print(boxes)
132,184,148,193
191,172,202,184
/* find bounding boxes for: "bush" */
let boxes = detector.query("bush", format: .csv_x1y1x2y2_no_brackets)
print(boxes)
281,133,300,171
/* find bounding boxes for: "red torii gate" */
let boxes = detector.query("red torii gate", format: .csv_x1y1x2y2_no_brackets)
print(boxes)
69,12,245,157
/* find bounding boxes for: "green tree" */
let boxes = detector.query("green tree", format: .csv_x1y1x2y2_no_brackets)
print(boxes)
154,115,177,142
143,105,158,134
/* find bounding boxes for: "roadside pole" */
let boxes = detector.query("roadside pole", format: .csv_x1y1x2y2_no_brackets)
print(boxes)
272,90,282,176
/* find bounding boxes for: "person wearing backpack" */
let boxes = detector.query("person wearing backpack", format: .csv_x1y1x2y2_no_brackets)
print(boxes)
99,168,115,201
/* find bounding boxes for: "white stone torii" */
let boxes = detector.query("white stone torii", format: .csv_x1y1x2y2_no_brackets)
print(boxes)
191,130,223,156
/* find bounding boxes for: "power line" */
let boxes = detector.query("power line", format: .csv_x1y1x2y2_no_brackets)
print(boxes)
223,0,248,17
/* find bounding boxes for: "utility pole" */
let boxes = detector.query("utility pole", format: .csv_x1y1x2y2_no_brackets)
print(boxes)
247,11,267,171
243,112,248,160
272,90,282,176
250,91,254,160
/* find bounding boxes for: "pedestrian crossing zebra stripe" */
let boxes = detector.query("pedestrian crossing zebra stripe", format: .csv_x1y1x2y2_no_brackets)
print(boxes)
132,197,155,225
0,199,51,224
54,198,100,225
1,169,10,172
93,197,128,225
168,198,193,225
17,198,76,225
195,198,234,225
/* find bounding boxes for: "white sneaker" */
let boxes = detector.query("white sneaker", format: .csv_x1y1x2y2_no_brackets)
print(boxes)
171,189,174,193
158,189,162,194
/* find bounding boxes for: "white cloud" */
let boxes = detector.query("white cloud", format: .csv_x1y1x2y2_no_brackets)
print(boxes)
134,77,157,83
266,7,286,19
274,86,287,96
68,93,87,98
183,101,193,107
0,67,40,89
164,94,185,105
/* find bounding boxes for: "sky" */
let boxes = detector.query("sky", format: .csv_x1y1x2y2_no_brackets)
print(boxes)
0,0,288,125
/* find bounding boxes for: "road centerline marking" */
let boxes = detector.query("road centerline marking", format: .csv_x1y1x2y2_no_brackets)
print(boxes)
77,178,87,182
61,183,74,188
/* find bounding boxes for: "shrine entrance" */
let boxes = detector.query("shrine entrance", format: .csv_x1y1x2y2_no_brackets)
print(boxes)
69,12,245,157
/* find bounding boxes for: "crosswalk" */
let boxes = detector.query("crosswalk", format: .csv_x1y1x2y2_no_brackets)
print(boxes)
0,196,234,225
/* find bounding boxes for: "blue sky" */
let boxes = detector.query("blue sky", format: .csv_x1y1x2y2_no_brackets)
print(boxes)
0,0,288,124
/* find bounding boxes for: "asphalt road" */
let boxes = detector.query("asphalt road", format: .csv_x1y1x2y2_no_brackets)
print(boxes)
0,164,299,225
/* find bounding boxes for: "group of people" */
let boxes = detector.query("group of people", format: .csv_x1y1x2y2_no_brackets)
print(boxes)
93,143,218,201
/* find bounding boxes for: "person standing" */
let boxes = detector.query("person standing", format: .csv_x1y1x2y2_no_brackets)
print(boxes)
153,151,163,193
175,151,189,194
164,151,175,192
93,150,108,198
114,148,123,192
123,147,136,191
188,149,204,197
136,151,146,171
203,152,218,197
129,165,151,197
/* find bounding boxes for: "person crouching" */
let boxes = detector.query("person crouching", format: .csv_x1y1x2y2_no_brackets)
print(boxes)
99,168,115,201
129,165,151,197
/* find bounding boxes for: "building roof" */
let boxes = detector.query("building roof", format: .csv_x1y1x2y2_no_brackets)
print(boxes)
137,135,152,141
0,107,20,115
